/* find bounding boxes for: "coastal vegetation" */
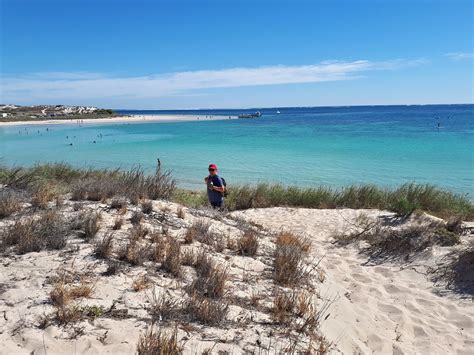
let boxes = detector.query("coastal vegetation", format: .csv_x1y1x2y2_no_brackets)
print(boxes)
0,163,472,220
0,162,471,353
0,104,119,122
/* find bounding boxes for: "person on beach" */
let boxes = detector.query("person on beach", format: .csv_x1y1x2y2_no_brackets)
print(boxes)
204,163,225,209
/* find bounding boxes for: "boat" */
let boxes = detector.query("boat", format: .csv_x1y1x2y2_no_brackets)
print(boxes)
238,111,262,118
276,110,281,114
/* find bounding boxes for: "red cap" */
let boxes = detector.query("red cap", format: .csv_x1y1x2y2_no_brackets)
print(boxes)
208,164,217,170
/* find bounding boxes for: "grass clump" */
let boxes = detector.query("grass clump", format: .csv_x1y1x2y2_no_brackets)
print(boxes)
431,240,474,295
0,189,22,218
93,233,114,259
113,217,124,230
237,229,259,256
273,232,311,286
1,211,70,253
119,240,151,266
75,211,101,240
136,327,183,355
185,294,228,326
161,238,182,277
184,219,225,251
189,261,228,299
131,211,144,225
132,274,151,292
184,219,210,244
148,289,182,321
142,200,153,214
334,217,463,263
31,183,56,209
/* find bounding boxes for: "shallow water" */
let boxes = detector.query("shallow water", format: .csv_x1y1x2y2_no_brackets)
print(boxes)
1,105,472,194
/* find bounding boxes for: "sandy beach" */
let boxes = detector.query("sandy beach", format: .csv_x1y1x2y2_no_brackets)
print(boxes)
0,114,236,126
1,192,472,354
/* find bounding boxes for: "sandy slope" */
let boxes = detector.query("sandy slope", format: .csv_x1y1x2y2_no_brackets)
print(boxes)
233,208,474,354
0,202,472,354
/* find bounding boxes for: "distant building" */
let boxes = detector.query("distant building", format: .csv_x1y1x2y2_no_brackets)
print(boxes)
1,113,8,118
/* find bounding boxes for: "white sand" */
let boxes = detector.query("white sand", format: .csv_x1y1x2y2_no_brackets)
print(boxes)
0,114,236,126
0,201,472,354
233,208,474,355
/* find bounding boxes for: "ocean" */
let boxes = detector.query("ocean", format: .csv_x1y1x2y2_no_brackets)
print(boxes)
1,105,473,195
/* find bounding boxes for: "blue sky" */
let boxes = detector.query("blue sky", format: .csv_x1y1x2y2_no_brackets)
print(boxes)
1,0,473,109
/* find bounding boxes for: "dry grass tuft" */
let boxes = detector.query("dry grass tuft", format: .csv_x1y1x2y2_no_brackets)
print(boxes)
93,233,114,259
0,189,22,218
130,224,149,242
177,206,185,219
75,211,101,240
50,278,94,308
181,249,197,266
119,240,151,266
185,293,228,326
131,211,145,225
276,232,311,253
113,217,124,230
161,238,182,277
194,251,214,278
430,240,474,295
237,229,259,256
1,211,70,253
136,326,182,355
273,232,311,286
271,290,323,334
53,304,83,325
103,259,123,276
334,218,462,263
141,200,153,214
132,274,151,292
189,258,227,299
148,289,182,321
31,183,55,209
271,291,296,325
184,219,210,245
110,198,128,212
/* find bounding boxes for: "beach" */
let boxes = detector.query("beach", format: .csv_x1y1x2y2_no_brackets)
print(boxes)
1,191,472,354
0,114,236,126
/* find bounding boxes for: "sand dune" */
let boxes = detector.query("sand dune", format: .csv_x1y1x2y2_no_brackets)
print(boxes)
0,199,472,354
234,208,474,354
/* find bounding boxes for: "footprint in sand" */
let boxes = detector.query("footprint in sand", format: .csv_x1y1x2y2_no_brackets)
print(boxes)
373,266,394,278
378,302,404,321
415,298,436,308
352,273,372,283
384,284,402,294
413,325,429,338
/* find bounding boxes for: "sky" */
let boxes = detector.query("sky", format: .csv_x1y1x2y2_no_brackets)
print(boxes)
0,0,473,109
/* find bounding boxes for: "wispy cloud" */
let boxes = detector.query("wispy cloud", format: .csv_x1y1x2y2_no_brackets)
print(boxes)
1,58,425,104
445,52,474,61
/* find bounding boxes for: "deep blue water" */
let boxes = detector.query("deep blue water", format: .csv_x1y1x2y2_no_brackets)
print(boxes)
1,105,473,195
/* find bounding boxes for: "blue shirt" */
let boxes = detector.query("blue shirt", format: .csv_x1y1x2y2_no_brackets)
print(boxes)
207,175,224,203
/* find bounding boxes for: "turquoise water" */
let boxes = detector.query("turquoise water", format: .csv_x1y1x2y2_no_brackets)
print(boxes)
0,105,473,195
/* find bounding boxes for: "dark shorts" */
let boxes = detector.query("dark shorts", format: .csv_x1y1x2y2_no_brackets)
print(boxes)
210,201,223,209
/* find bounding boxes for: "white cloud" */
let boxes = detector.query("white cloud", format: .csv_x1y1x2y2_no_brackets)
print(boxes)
445,52,474,60
0,59,425,104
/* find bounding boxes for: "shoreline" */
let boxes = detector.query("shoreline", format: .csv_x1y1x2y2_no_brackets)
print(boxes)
0,114,237,126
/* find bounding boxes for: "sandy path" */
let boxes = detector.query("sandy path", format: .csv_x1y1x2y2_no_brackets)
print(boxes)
0,114,237,126
232,208,474,355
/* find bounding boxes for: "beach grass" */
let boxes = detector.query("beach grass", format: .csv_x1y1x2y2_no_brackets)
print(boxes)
223,183,473,219
0,163,472,220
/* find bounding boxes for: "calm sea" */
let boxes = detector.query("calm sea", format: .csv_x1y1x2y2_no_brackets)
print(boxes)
1,105,473,195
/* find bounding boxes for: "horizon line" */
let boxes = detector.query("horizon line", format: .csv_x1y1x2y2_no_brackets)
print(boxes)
114,102,474,111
